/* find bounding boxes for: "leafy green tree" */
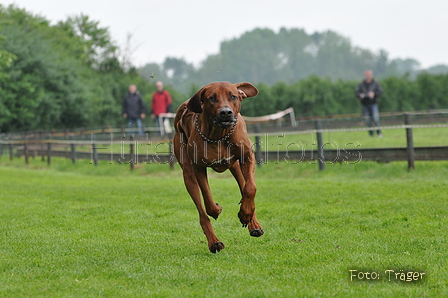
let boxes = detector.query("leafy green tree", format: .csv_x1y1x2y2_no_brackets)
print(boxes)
381,75,418,112
0,5,157,131
425,64,448,75
138,63,169,83
240,83,275,116
2,4,448,132
415,73,446,110
0,35,15,79
331,79,359,115
0,19,16,127
163,57,195,86
173,28,399,90
388,58,420,79
0,24,89,131
56,14,117,70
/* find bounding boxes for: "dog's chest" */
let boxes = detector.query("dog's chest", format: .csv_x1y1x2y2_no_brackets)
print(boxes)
187,141,244,170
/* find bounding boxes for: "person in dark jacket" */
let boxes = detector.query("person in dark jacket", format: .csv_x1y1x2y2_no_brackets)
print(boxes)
122,84,146,136
355,70,383,137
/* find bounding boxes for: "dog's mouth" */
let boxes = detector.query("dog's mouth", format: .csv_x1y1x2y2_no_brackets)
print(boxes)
213,117,237,129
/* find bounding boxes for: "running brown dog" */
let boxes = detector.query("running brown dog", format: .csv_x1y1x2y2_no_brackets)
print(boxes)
173,81,264,253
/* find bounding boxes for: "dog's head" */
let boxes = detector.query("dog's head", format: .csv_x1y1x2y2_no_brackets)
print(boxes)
187,82,258,129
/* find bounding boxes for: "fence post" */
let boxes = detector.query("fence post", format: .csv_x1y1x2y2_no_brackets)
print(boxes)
109,131,114,164
9,134,13,160
47,142,51,166
91,133,98,166
254,124,262,168
39,131,45,162
129,142,134,171
71,136,76,164
0,134,5,157
316,119,325,171
405,113,415,170
24,132,29,165
169,141,174,170
31,131,36,160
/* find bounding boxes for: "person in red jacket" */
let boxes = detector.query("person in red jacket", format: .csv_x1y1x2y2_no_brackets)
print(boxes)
151,81,172,135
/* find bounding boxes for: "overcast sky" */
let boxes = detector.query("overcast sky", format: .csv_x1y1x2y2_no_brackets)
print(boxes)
2,0,448,69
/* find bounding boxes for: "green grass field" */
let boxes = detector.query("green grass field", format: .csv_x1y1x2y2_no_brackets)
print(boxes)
1,157,447,297
257,126,448,150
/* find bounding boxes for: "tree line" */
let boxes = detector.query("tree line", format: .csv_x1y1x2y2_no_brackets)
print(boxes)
138,27,448,94
1,5,447,132
0,5,175,133
239,73,448,117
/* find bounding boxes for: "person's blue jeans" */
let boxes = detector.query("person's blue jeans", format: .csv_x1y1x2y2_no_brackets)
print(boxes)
362,104,381,136
154,116,163,136
127,117,144,137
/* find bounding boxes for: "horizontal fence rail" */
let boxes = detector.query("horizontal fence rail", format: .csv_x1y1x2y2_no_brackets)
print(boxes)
11,146,448,164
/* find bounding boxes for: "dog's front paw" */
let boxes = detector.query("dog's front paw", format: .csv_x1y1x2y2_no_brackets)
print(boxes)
238,210,253,227
209,241,225,253
238,201,255,226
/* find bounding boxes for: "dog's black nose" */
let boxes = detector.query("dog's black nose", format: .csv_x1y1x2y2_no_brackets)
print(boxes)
219,108,234,118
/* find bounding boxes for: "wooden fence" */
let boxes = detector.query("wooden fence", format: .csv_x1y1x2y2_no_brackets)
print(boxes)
1,112,448,171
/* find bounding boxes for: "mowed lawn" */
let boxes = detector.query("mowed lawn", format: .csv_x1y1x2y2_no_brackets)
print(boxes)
0,158,447,297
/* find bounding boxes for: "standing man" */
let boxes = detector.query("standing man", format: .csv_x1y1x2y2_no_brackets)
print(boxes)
122,84,146,137
356,70,383,137
151,81,172,135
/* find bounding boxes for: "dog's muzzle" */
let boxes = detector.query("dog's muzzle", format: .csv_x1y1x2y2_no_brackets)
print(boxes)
214,108,236,129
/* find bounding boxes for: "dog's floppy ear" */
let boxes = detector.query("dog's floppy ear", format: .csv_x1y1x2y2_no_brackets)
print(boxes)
187,87,204,113
234,82,258,99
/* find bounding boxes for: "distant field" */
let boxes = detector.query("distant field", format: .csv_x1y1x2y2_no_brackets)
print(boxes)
254,126,448,151
67,126,448,158
0,158,447,297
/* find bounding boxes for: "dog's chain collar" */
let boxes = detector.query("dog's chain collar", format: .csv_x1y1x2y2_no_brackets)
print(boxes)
195,113,238,144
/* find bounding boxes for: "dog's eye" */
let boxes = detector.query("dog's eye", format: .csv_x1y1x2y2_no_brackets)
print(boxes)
230,95,237,101
208,96,217,103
